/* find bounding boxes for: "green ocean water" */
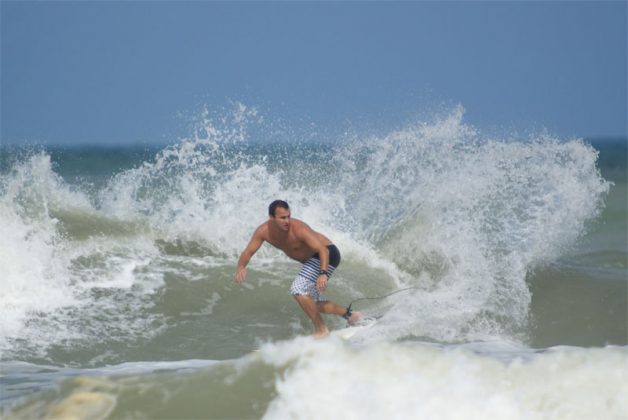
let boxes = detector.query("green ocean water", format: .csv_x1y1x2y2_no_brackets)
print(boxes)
1,111,626,418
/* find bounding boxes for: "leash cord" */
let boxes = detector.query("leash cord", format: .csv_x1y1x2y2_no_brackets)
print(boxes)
345,286,421,312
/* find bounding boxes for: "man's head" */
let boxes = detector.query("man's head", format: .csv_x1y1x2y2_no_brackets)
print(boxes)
269,200,290,231
269,200,289,217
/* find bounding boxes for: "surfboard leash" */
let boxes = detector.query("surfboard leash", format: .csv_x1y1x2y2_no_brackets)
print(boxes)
343,286,421,319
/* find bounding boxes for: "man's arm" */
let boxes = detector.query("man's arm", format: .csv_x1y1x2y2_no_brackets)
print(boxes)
235,225,266,284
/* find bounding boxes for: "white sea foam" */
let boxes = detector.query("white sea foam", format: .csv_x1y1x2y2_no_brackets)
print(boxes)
0,154,83,350
0,154,166,357
326,107,611,343
258,338,628,420
0,104,611,359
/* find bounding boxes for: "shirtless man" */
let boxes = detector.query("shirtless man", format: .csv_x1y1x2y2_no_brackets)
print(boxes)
235,200,361,337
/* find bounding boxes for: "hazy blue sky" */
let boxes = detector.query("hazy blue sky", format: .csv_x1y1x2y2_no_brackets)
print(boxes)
1,1,626,146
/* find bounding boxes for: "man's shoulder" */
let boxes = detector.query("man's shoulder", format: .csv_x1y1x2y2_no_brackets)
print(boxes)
254,221,270,238
291,218,307,227
290,219,312,235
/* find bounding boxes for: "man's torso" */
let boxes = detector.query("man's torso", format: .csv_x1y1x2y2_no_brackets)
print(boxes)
263,219,331,263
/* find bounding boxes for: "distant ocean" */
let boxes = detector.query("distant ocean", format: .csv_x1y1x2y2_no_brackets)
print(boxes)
1,108,626,419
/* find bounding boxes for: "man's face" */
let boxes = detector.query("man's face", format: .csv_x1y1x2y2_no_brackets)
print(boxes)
271,207,291,231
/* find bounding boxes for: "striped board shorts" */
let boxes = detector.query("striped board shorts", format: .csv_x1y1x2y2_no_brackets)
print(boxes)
290,244,341,302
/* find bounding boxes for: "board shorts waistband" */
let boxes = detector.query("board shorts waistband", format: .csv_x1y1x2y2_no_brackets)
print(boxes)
289,244,341,301
311,244,341,268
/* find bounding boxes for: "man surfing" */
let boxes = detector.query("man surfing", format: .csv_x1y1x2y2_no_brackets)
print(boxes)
235,200,362,337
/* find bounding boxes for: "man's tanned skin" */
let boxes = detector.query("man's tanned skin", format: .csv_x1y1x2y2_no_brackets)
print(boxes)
235,203,361,337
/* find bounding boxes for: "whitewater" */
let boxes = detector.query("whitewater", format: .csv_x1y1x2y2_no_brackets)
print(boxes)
1,105,626,419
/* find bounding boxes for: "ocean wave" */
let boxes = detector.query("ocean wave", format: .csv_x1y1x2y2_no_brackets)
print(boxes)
0,105,613,363
5,339,627,420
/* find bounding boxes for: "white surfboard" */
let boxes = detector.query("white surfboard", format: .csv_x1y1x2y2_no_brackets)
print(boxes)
252,318,379,352
331,317,378,339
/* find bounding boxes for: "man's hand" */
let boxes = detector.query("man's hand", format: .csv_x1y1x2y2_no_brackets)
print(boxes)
235,267,247,284
316,274,328,293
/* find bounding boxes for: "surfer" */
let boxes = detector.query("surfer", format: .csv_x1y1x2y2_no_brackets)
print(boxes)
235,200,362,337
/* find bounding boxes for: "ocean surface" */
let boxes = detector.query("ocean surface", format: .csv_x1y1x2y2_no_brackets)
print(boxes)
1,108,626,419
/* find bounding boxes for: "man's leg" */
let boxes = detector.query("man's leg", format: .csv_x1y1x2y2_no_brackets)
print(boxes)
315,300,346,316
316,300,363,325
293,294,329,337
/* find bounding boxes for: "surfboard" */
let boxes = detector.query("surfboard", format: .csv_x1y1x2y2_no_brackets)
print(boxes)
330,317,378,339
252,318,378,352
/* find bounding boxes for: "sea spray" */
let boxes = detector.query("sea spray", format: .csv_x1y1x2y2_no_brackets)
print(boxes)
0,105,611,364
0,153,82,353
0,153,167,361
330,108,610,343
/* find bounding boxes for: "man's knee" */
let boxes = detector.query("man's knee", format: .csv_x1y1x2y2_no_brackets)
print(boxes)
314,300,328,309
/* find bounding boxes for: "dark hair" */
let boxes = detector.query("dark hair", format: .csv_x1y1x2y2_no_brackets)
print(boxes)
269,200,289,216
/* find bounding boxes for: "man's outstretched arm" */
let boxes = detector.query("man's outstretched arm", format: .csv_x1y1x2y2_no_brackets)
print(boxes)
235,226,265,284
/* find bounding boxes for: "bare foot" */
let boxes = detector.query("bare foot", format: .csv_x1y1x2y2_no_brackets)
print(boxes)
347,311,363,326
312,328,330,339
